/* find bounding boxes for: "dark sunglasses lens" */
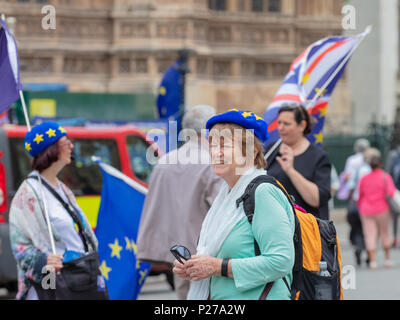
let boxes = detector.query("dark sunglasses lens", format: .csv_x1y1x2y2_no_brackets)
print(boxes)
176,246,185,257
183,248,191,259
175,246,190,259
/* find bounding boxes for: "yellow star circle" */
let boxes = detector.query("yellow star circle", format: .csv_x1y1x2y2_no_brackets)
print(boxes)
59,126,67,134
109,238,123,260
100,260,112,280
33,133,44,144
242,111,254,118
46,128,56,138
25,143,32,151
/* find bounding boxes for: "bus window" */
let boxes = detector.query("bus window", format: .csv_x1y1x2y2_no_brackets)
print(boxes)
126,135,156,184
60,138,121,195
9,138,31,191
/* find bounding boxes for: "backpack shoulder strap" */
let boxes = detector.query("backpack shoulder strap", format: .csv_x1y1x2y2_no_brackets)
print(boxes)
236,174,294,295
236,175,277,221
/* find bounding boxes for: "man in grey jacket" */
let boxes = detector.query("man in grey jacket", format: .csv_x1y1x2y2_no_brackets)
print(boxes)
137,104,223,299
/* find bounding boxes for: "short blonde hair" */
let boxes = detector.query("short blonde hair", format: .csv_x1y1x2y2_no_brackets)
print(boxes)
208,122,266,169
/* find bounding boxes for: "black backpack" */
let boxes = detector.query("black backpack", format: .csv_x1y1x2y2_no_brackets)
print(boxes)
236,174,343,300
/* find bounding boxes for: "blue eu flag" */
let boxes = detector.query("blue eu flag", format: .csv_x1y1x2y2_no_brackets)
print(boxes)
156,59,183,121
95,161,151,300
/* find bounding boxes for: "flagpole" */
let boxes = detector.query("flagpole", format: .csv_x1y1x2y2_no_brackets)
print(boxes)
264,26,371,161
19,90,56,254
19,90,31,131
3,16,56,255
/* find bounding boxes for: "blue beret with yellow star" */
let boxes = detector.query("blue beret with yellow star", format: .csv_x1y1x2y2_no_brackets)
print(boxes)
206,108,269,143
24,122,68,157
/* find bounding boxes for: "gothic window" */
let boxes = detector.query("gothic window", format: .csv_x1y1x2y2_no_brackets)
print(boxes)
252,0,263,12
255,62,267,77
213,60,231,77
196,58,208,75
135,58,148,73
119,58,131,74
268,0,280,12
209,0,226,11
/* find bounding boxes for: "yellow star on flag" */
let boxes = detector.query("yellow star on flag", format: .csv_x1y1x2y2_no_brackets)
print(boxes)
59,126,67,134
131,239,138,254
254,114,263,121
242,111,254,118
109,239,123,259
125,236,132,251
139,269,149,285
228,108,239,112
159,86,166,96
314,131,324,144
302,73,310,84
33,133,44,144
315,88,327,97
46,128,56,138
25,143,32,151
100,260,112,280
319,107,327,117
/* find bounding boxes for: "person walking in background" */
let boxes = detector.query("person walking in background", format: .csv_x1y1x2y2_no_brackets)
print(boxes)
346,147,379,267
265,104,331,220
339,139,370,266
329,164,339,212
173,109,294,300
337,139,370,202
136,104,223,300
385,144,400,248
357,153,395,270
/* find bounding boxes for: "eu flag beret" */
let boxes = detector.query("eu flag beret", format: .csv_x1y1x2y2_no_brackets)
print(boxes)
24,122,68,157
206,108,269,143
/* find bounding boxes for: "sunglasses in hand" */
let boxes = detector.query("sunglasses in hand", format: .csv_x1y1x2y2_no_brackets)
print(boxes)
170,245,191,264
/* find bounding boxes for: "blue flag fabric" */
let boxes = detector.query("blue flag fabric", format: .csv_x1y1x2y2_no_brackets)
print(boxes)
95,162,151,300
0,19,22,113
156,59,182,121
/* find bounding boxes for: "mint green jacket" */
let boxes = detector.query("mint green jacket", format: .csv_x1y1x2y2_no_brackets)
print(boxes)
210,183,295,300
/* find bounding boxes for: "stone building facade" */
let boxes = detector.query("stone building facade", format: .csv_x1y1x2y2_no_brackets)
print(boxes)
2,0,350,133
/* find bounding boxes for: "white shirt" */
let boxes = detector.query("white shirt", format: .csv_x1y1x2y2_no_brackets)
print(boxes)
26,172,86,300
27,172,85,255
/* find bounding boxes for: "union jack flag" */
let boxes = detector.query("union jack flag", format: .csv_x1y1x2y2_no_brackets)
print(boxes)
263,27,371,146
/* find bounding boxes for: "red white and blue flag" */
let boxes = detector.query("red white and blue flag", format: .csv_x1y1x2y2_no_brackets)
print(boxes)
263,27,371,146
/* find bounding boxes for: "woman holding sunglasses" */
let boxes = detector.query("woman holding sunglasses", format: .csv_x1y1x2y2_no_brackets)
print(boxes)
9,122,107,300
173,109,295,300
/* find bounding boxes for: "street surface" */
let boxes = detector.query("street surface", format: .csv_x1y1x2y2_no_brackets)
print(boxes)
138,208,400,300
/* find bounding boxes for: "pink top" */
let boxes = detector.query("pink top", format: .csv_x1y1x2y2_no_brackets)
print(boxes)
357,169,396,216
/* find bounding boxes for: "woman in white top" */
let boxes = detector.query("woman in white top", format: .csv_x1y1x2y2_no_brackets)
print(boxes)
9,122,100,300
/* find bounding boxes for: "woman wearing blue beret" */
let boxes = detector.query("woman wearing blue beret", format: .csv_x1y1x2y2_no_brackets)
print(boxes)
9,122,107,300
173,109,295,300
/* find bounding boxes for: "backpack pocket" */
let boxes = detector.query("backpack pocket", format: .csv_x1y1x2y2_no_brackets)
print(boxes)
297,268,340,300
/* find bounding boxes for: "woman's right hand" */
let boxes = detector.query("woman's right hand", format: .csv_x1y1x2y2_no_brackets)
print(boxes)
46,253,63,272
172,259,191,281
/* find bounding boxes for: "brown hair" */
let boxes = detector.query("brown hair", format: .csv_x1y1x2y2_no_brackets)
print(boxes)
31,141,60,172
208,122,266,169
278,104,313,135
